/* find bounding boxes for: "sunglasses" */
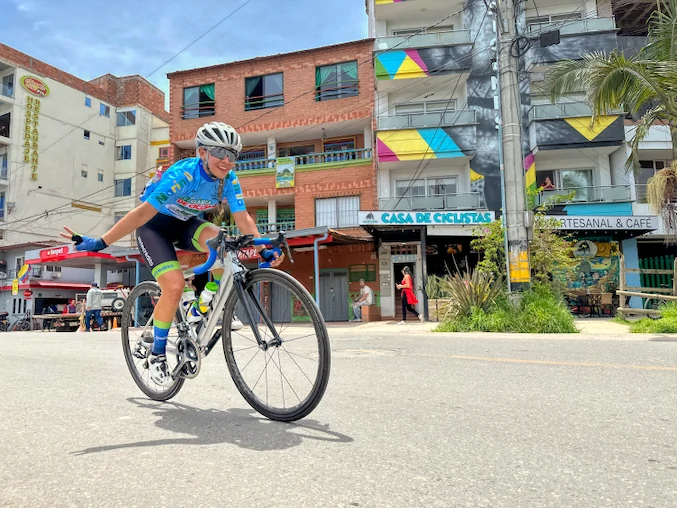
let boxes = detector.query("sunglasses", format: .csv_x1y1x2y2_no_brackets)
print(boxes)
206,146,239,162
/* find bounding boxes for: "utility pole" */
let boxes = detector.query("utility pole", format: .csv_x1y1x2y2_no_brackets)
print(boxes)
491,0,531,291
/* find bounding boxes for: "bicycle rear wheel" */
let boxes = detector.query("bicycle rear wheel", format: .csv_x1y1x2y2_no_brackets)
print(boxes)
222,268,331,422
121,281,185,401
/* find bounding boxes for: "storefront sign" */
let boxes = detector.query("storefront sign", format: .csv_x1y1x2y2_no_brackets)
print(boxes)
21,76,49,97
11,279,19,296
24,95,41,181
553,215,658,231
39,245,73,260
275,157,295,188
23,290,33,299
359,210,495,226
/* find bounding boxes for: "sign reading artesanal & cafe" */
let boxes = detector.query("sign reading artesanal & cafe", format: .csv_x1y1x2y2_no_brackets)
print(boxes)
359,210,495,226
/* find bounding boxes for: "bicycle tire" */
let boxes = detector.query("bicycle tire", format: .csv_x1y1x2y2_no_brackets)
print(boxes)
121,281,185,401
222,268,331,422
17,319,30,331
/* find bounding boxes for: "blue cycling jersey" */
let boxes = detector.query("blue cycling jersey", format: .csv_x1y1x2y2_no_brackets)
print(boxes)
139,157,246,221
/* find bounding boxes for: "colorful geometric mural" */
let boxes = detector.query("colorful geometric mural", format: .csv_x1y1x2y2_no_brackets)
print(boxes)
532,115,624,150
377,127,474,162
375,46,472,80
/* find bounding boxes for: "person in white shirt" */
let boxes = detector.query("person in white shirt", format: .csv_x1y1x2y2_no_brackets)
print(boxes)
85,282,104,331
352,279,374,322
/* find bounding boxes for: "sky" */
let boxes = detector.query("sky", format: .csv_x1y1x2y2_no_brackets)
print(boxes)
3,0,369,107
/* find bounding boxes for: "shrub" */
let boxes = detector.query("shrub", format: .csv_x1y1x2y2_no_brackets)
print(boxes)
434,270,505,321
628,302,677,333
434,284,578,333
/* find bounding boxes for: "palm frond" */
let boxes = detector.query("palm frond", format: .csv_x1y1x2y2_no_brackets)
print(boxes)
643,0,677,62
625,105,667,173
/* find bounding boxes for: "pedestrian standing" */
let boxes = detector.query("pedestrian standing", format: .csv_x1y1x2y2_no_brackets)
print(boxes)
396,266,424,324
85,282,104,331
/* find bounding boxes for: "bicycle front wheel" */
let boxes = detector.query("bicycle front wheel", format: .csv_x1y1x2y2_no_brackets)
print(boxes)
222,268,331,422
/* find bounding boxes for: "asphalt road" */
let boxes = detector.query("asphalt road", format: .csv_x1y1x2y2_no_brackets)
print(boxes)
1,328,676,507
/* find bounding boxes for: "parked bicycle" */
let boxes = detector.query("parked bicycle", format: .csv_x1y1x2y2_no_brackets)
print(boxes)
120,230,331,422
12,311,32,331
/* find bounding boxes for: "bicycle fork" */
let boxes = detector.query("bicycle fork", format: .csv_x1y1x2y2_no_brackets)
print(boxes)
232,273,283,350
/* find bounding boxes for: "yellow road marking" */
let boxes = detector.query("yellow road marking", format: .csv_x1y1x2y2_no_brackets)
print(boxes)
448,355,677,372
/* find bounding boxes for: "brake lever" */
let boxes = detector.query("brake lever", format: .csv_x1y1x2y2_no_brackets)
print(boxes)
283,239,294,263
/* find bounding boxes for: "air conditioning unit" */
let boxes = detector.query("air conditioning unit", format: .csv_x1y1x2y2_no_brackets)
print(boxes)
54,272,62,278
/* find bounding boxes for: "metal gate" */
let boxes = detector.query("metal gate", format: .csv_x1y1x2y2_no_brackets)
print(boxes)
319,271,348,321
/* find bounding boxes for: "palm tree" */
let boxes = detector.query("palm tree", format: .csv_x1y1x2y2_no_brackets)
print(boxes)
544,0,677,236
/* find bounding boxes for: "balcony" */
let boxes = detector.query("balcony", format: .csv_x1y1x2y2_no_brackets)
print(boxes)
535,185,632,207
528,102,623,122
0,156,7,181
378,109,476,130
527,17,617,37
0,83,13,104
0,113,10,145
235,148,372,172
374,30,471,51
525,17,618,71
379,192,482,211
221,221,296,236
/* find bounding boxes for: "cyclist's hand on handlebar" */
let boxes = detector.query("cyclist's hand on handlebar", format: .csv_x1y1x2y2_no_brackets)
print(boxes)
259,247,285,268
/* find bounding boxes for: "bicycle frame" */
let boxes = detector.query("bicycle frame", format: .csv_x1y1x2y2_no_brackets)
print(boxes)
180,249,283,357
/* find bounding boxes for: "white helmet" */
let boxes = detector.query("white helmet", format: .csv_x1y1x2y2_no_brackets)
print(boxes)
195,122,242,152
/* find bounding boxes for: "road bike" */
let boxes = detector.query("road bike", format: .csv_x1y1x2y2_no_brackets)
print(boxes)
120,230,331,422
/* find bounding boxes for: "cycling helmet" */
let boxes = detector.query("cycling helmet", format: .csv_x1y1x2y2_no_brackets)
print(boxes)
195,122,242,152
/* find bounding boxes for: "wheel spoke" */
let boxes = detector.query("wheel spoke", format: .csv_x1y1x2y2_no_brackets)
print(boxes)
281,345,314,385
265,349,302,403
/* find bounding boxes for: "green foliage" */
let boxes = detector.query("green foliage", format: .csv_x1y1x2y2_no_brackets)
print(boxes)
628,302,677,333
434,270,505,321
425,274,448,299
434,284,578,334
471,198,574,289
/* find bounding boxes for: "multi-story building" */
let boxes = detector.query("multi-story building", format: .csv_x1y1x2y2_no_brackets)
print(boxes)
168,40,377,321
0,43,169,319
365,0,663,314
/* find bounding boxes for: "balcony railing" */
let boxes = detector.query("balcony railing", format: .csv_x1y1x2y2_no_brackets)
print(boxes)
374,30,472,51
536,185,632,206
527,16,617,37
636,184,648,204
221,221,296,236
235,148,372,171
1,84,13,100
181,101,216,120
378,109,476,130
528,102,624,122
379,192,482,211
3,267,44,279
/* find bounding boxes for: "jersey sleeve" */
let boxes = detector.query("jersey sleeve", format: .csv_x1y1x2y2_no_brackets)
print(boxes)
222,170,247,213
141,164,192,212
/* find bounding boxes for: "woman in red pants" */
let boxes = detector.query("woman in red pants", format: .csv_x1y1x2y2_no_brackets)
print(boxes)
396,266,424,324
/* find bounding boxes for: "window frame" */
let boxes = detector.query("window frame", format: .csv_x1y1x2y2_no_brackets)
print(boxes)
114,178,132,197
244,72,284,111
116,109,136,127
182,84,216,119
116,145,132,161
100,103,111,117
314,195,360,228
315,60,359,102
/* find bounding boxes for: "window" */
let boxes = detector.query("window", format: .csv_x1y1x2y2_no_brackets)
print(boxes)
116,145,132,160
315,61,359,101
114,178,132,197
278,145,315,157
395,177,458,198
240,149,266,161
537,169,594,200
527,12,582,30
392,24,454,36
0,154,7,179
100,103,110,117
158,147,169,160
394,100,456,116
315,196,360,228
324,139,355,153
2,74,14,98
85,96,91,107
182,84,215,119
99,139,105,146
116,110,136,126
84,130,90,140
245,73,284,111
114,212,127,223
637,160,666,202
98,172,104,182
81,169,88,178
0,191,5,220
45,265,62,273
15,256,23,272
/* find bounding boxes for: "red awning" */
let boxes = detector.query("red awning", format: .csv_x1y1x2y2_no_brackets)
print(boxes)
25,251,116,265
31,281,92,290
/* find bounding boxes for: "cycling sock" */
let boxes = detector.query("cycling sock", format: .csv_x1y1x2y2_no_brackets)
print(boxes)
212,272,222,285
152,319,172,355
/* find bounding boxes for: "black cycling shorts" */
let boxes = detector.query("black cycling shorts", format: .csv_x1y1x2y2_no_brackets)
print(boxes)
135,213,214,279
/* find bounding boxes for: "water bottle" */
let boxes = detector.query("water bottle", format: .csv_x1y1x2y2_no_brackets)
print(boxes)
187,282,218,323
181,287,196,313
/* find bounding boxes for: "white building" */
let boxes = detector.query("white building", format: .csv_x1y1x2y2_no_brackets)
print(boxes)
0,44,169,320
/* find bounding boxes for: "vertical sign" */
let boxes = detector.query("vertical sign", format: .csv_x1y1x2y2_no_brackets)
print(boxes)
275,157,295,188
24,96,40,181
11,279,18,296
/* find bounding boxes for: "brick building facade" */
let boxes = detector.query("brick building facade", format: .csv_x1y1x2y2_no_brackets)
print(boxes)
167,40,380,321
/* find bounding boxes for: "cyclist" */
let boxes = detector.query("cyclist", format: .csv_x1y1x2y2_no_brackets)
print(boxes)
61,122,283,386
